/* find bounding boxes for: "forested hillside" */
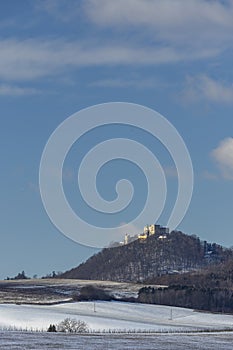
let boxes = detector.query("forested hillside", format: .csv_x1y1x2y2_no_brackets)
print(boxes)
138,259,233,313
61,231,229,282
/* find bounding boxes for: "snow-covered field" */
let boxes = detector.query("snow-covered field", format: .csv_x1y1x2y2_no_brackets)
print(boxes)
1,332,233,350
1,301,233,349
0,301,233,332
0,278,147,304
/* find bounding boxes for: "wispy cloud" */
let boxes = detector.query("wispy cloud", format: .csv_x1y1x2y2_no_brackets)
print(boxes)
211,138,233,180
89,78,158,89
0,39,218,83
84,0,233,51
181,75,233,104
0,18,17,29
1,1,233,84
202,170,218,181
34,0,233,61
0,84,40,96
85,0,233,30
35,0,83,22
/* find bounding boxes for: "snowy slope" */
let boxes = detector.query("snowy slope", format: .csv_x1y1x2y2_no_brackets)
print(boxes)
0,301,233,332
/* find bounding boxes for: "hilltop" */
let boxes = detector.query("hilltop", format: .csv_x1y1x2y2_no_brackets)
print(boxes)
61,230,231,283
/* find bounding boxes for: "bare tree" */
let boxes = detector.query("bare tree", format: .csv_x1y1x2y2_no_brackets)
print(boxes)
57,318,88,333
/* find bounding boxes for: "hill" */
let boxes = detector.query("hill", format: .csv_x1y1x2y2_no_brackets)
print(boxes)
61,231,231,283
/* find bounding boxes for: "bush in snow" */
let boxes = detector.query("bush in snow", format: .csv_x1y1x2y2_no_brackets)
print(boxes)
73,285,112,301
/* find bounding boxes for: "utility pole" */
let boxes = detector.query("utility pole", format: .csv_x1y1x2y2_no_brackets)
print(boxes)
94,301,96,313
169,308,173,320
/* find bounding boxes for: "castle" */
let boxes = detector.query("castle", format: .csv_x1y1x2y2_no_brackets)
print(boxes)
123,224,169,245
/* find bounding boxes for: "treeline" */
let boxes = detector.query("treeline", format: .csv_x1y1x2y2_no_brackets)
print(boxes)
5,271,30,280
138,285,233,313
145,259,233,289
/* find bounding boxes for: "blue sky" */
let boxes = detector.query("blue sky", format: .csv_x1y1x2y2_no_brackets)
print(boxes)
1,0,233,279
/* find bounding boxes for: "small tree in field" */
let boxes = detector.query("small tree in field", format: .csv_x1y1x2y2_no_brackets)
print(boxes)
47,324,57,332
57,318,88,333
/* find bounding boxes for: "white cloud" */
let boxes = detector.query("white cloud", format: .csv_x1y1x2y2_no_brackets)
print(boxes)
34,0,233,60
39,0,233,42
38,0,233,61
38,0,233,52
84,0,233,49
85,0,233,29
181,75,233,104
212,138,233,180
0,39,218,83
1,1,233,83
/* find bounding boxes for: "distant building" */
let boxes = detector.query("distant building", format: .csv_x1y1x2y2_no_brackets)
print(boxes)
124,233,130,245
155,225,169,235
139,224,169,241
138,232,148,240
123,224,169,244
158,235,167,240
123,233,138,245
143,224,156,236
